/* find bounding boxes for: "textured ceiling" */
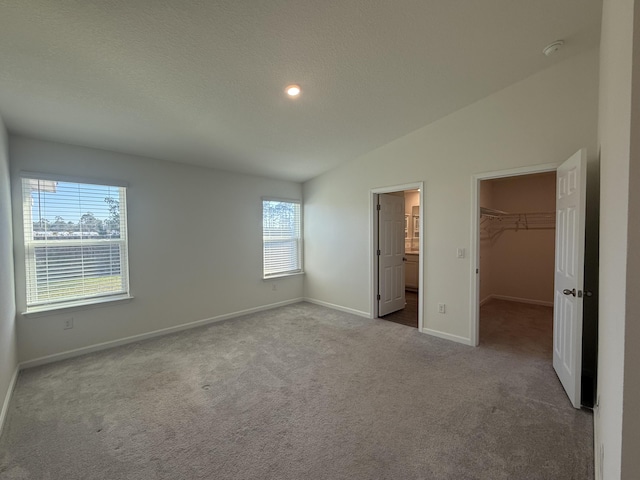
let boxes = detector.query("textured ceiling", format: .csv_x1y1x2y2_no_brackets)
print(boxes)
0,1,602,182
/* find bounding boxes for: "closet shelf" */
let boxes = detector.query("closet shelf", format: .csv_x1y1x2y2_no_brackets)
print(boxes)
480,207,555,237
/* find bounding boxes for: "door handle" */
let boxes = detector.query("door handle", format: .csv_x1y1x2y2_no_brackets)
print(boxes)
563,288,576,297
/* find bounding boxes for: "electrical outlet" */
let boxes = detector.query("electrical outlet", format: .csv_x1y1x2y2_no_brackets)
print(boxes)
438,303,446,314
63,317,74,330
272,283,277,291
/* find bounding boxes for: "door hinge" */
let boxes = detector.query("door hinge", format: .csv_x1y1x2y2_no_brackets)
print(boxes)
377,294,381,300
476,268,479,274
377,204,381,211
377,249,381,256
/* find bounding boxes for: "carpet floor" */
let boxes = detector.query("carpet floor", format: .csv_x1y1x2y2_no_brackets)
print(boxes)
0,301,593,480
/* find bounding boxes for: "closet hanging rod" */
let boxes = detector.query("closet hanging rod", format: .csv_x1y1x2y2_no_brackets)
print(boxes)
480,207,555,218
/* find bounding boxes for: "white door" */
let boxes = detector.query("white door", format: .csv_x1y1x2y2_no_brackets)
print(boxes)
553,149,587,408
378,194,406,316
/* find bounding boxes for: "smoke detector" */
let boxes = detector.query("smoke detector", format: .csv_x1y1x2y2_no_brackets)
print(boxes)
543,40,564,57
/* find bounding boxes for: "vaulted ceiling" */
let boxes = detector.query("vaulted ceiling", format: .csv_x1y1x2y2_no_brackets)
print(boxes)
0,1,602,181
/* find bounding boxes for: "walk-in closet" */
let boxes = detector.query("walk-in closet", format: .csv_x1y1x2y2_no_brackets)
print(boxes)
479,172,556,356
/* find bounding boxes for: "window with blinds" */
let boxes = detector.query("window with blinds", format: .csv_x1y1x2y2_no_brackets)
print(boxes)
21,176,130,312
262,199,302,278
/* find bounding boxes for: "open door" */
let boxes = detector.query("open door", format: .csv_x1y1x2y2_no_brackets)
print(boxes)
378,193,406,316
553,149,587,408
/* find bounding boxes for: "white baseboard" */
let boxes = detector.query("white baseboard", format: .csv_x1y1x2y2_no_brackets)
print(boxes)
479,295,493,306
483,294,553,307
302,297,370,318
20,298,305,369
0,366,19,437
422,328,474,346
305,298,473,347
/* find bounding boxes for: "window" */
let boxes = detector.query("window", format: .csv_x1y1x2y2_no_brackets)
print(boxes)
21,175,130,312
262,198,302,278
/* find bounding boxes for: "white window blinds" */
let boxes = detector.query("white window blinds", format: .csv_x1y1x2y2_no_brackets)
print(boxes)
22,176,130,311
262,199,302,278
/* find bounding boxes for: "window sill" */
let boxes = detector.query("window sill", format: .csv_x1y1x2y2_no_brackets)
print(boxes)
263,271,305,280
22,294,134,318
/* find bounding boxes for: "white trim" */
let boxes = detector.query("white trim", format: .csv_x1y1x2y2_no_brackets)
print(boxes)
263,271,305,280
20,298,304,369
422,328,474,346
370,182,425,332
303,297,370,318
472,163,559,181
20,171,128,188
23,294,133,317
470,163,559,346
594,404,602,480
488,294,553,307
479,295,493,307
371,182,424,194
261,196,301,204
0,366,20,437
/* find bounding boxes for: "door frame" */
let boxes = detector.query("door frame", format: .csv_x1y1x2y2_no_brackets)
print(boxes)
469,164,558,346
371,182,425,331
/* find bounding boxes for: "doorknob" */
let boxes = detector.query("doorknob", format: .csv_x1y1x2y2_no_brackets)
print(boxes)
562,288,576,297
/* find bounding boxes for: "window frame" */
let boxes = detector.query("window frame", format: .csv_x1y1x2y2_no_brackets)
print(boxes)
20,172,132,313
262,197,303,279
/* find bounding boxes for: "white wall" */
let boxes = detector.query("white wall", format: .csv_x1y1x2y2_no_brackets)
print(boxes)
597,1,640,478
480,173,556,305
304,48,599,342
0,114,18,430
597,1,633,478
10,136,303,363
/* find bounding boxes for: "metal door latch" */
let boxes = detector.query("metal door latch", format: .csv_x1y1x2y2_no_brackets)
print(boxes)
563,288,586,298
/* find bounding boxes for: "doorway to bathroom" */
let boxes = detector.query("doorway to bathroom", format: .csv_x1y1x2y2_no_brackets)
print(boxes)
371,182,424,330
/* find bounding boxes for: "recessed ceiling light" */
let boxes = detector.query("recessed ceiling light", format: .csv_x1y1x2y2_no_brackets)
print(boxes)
543,40,564,57
285,84,301,97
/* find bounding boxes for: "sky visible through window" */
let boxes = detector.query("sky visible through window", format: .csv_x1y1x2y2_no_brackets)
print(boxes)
31,182,115,223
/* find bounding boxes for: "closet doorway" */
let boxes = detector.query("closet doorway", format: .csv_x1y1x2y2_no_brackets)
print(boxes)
370,183,424,331
471,151,598,409
477,171,557,355
479,172,557,309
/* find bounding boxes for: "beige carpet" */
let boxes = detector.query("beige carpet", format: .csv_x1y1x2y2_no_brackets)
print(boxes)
0,300,593,479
